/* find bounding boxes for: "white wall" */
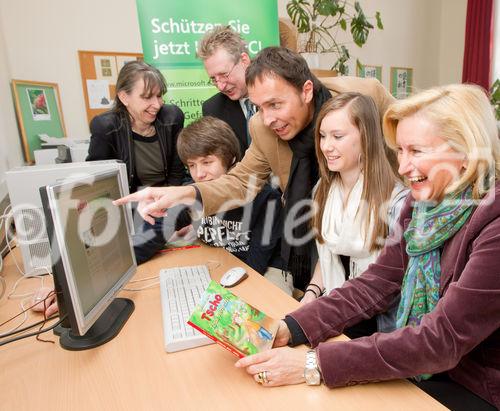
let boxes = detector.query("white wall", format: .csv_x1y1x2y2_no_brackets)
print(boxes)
439,0,467,85
0,18,23,183
278,0,467,91
0,0,142,140
0,0,468,183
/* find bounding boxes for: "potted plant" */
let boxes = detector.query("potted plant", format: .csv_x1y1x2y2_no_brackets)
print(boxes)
491,79,500,121
286,0,383,74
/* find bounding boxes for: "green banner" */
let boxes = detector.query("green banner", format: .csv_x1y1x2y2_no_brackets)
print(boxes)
135,0,279,123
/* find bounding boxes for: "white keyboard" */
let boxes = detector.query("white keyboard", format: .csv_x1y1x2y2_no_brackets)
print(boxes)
159,265,215,353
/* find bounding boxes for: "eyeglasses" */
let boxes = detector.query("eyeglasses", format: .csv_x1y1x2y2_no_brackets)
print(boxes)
208,59,240,86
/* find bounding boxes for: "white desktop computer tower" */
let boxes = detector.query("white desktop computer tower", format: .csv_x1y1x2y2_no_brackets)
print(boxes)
6,160,131,276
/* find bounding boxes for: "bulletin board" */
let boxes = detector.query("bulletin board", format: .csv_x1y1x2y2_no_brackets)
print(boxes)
11,79,66,164
78,50,143,124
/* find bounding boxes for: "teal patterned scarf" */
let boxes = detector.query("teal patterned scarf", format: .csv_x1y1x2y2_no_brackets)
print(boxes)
396,187,474,380
397,187,474,328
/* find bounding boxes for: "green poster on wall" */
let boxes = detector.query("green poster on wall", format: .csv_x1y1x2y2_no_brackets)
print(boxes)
135,0,279,123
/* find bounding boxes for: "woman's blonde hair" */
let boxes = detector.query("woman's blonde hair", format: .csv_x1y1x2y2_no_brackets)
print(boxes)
312,93,399,252
383,84,500,199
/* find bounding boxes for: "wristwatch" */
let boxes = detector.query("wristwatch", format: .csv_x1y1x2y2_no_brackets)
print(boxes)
304,350,322,385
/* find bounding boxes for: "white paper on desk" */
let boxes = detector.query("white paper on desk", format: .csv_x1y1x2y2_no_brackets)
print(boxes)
87,79,113,109
39,134,89,147
39,134,64,145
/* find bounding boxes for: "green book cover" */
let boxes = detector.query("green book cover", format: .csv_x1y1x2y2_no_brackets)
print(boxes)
188,280,280,358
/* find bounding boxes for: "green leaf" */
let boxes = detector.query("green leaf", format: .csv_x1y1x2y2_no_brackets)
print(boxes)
356,58,363,72
286,0,312,33
316,0,340,16
340,18,346,31
375,11,384,29
491,79,500,120
350,3,372,47
341,45,350,60
332,44,350,74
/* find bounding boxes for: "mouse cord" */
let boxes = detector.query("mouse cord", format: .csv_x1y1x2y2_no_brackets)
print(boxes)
206,260,221,275
122,273,160,291
7,269,51,299
122,281,159,292
124,261,220,292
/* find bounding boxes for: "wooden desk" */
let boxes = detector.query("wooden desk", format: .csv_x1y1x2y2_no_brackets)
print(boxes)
0,246,445,410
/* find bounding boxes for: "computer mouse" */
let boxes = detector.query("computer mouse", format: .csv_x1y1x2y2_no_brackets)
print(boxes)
220,267,248,288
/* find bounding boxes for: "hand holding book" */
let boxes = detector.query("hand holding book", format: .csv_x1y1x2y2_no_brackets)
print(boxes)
272,320,292,348
188,281,280,358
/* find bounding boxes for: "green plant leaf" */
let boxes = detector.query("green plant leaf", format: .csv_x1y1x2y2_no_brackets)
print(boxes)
350,3,373,47
316,0,340,16
356,58,363,72
286,0,312,33
491,79,500,120
286,0,381,65
375,11,384,29
332,45,350,75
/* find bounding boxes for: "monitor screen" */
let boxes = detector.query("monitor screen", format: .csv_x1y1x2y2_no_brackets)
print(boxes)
41,169,136,348
6,160,131,277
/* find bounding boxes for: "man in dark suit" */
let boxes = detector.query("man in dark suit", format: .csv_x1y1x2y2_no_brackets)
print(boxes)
198,26,253,154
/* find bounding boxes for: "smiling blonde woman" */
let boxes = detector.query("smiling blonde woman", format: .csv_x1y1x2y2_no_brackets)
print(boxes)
236,84,500,411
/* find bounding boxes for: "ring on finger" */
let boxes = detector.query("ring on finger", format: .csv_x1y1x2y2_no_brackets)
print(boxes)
256,372,264,384
262,370,270,384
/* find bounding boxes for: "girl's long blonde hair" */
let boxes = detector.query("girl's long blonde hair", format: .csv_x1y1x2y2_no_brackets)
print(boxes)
312,93,399,252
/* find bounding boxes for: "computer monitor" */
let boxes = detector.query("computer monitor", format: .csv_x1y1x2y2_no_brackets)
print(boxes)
6,160,131,276
40,169,136,350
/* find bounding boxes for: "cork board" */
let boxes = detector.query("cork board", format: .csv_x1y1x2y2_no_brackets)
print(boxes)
78,50,143,124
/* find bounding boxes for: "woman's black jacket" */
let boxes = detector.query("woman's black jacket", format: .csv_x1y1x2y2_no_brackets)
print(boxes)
86,104,185,192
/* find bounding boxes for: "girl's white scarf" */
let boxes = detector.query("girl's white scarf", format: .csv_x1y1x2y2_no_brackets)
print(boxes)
317,175,380,293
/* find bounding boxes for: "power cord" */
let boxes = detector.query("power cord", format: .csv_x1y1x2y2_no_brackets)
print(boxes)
1,269,53,334
0,287,55,338
0,205,13,274
4,222,26,277
8,269,51,299
0,315,66,347
0,313,59,339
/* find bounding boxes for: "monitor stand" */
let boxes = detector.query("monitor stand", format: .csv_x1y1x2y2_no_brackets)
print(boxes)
54,298,134,351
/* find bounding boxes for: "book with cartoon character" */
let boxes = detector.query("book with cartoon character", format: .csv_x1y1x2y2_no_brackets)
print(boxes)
187,280,280,358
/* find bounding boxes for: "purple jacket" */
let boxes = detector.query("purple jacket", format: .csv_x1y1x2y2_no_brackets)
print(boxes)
289,184,500,408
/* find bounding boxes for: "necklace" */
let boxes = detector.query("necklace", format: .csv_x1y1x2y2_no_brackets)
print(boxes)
132,124,156,137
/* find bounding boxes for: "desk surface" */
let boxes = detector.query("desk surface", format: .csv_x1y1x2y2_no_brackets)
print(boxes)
0,246,445,411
